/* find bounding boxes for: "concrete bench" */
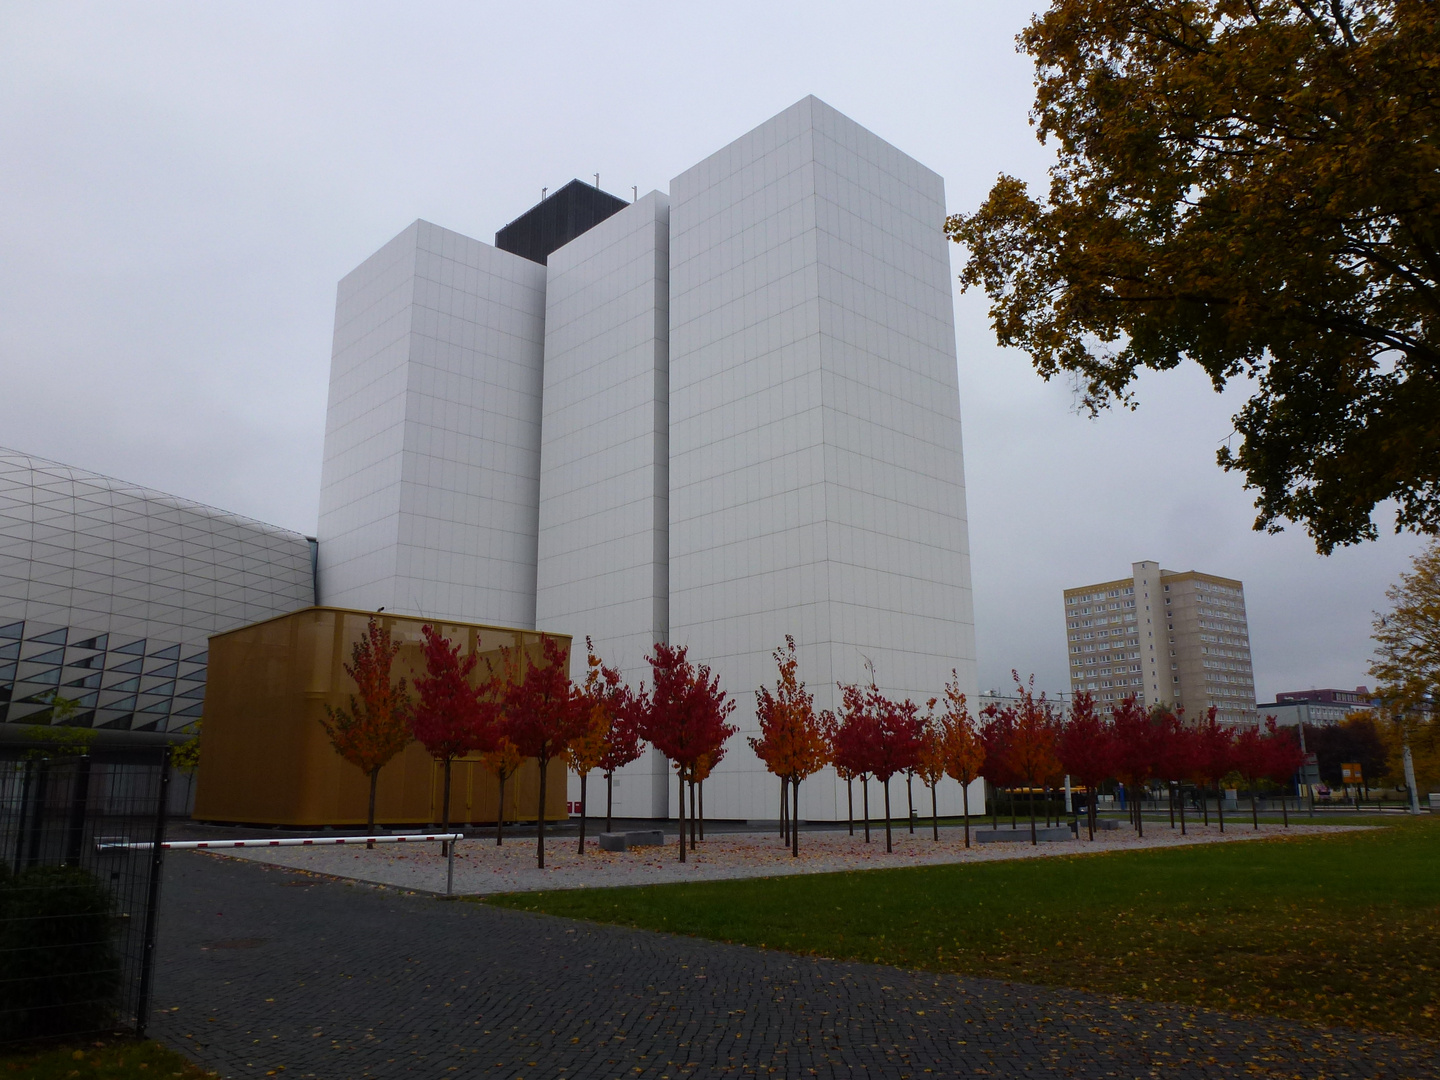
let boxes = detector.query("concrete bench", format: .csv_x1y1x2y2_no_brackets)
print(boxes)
597,830,667,852
975,824,1072,844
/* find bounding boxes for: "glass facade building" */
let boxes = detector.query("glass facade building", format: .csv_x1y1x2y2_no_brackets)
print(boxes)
0,448,316,737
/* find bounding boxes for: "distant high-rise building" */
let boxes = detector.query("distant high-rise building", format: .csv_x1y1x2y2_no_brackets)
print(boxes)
1063,561,1257,726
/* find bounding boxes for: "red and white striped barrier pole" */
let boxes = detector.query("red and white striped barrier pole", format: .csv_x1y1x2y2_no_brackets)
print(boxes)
96,833,464,895
96,833,462,851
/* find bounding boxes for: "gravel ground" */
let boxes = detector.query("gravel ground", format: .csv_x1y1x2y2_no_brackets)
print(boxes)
212,820,1362,895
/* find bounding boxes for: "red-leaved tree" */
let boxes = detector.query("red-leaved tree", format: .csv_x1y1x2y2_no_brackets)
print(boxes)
1191,707,1236,832
872,690,925,853
1109,696,1160,836
634,643,737,863
835,683,884,843
502,636,588,869
1056,690,1112,841
320,617,413,847
1264,720,1306,828
1006,672,1062,845
980,701,1019,831
411,625,494,849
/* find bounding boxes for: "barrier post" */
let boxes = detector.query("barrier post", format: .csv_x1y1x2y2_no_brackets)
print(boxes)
446,834,456,896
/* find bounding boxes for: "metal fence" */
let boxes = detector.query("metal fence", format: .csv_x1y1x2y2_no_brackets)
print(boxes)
0,746,169,1046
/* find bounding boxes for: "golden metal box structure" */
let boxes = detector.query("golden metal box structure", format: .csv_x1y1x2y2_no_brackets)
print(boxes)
193,607,570,827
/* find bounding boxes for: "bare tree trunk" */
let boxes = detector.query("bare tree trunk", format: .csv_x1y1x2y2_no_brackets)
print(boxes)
1281,793,1289,827
677,765,686,863
883,778,893,853
780,776,788,841
1202,782,1210,826
907,773,915,834
367,769,379,849
1217,784,1226,833
577,772,588,856
441,757,454,857
847,779,854,835
1028,781,1037,845
931,783,939,840
496,772,506,846
962,779,971,848
1136,787,1144,838
862,777,871,843
699,780,705,841
791,777,800,858
606,771,613,834
689,778,697,851
536,755,548,869
1251,790,1260,830
1088,785,1095,841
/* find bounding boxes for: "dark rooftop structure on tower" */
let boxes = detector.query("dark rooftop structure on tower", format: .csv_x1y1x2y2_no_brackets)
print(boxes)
494,180,629,265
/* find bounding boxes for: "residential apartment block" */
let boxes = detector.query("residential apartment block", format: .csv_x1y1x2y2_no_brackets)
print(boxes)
1064,560,1257,727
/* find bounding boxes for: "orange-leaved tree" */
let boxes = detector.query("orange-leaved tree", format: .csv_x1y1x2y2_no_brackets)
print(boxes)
480,737,522,846
501,636,587,869
568,639,622,855
1006,671,1061,846
915,707,947,841
937,670,984,848
750,637,832,857
320,616,413,847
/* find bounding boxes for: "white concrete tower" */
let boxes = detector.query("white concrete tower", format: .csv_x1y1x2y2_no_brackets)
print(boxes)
536,192,673,818
316,221,548,626
667,97,978,822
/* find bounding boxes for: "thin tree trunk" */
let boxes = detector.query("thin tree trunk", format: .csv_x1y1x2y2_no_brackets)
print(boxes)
1028,781,1037,845
907,774,915,834
991,783,998,831
1202,782,1210,826
536,754,548,869
862,777,871,843
496,772,506,845
1010,788,1017,831
1135,786,1144,838
677,765,686,863
1088,785,1095,841
883,778,893,853
931,783,938,840
689,778,697,851
1169,782,1176,828
367,769,379,849
1180,785,1187,836
1281,794,1289,827
577,772,588,856
1217,784,1226,833
780,776,788,841
847,778,854,836
441,757,454,857
699,780,705,841
606,771,613,834
962,779,971,848
1251,790,1259,830
791,776,800,858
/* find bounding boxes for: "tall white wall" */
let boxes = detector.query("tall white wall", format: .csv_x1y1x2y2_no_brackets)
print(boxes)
317,220,548,627
668,96,977,821
536,192,672,818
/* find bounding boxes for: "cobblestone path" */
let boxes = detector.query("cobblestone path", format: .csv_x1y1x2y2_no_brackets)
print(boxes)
149,852,1438,1079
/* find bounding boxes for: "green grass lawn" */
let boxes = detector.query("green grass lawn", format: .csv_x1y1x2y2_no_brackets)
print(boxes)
488,817,1440,1037
1,1040,212,1079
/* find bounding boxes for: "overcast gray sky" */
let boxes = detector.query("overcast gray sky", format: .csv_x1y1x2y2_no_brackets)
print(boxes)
0,1,1423,701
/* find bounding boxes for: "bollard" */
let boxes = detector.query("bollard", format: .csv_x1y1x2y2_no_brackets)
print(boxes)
447,833,456,896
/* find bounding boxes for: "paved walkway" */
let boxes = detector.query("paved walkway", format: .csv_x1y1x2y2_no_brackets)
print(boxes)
150,852,1438,1078
214,821,1362,895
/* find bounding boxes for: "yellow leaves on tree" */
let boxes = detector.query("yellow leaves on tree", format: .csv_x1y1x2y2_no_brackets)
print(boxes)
751,636,833,857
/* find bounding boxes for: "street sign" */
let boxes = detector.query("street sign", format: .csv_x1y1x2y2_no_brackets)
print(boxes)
1341,762,1364,783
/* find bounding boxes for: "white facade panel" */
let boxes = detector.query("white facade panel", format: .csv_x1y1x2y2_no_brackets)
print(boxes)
536,192,672,818
668,96,977,822
317,221,548,627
